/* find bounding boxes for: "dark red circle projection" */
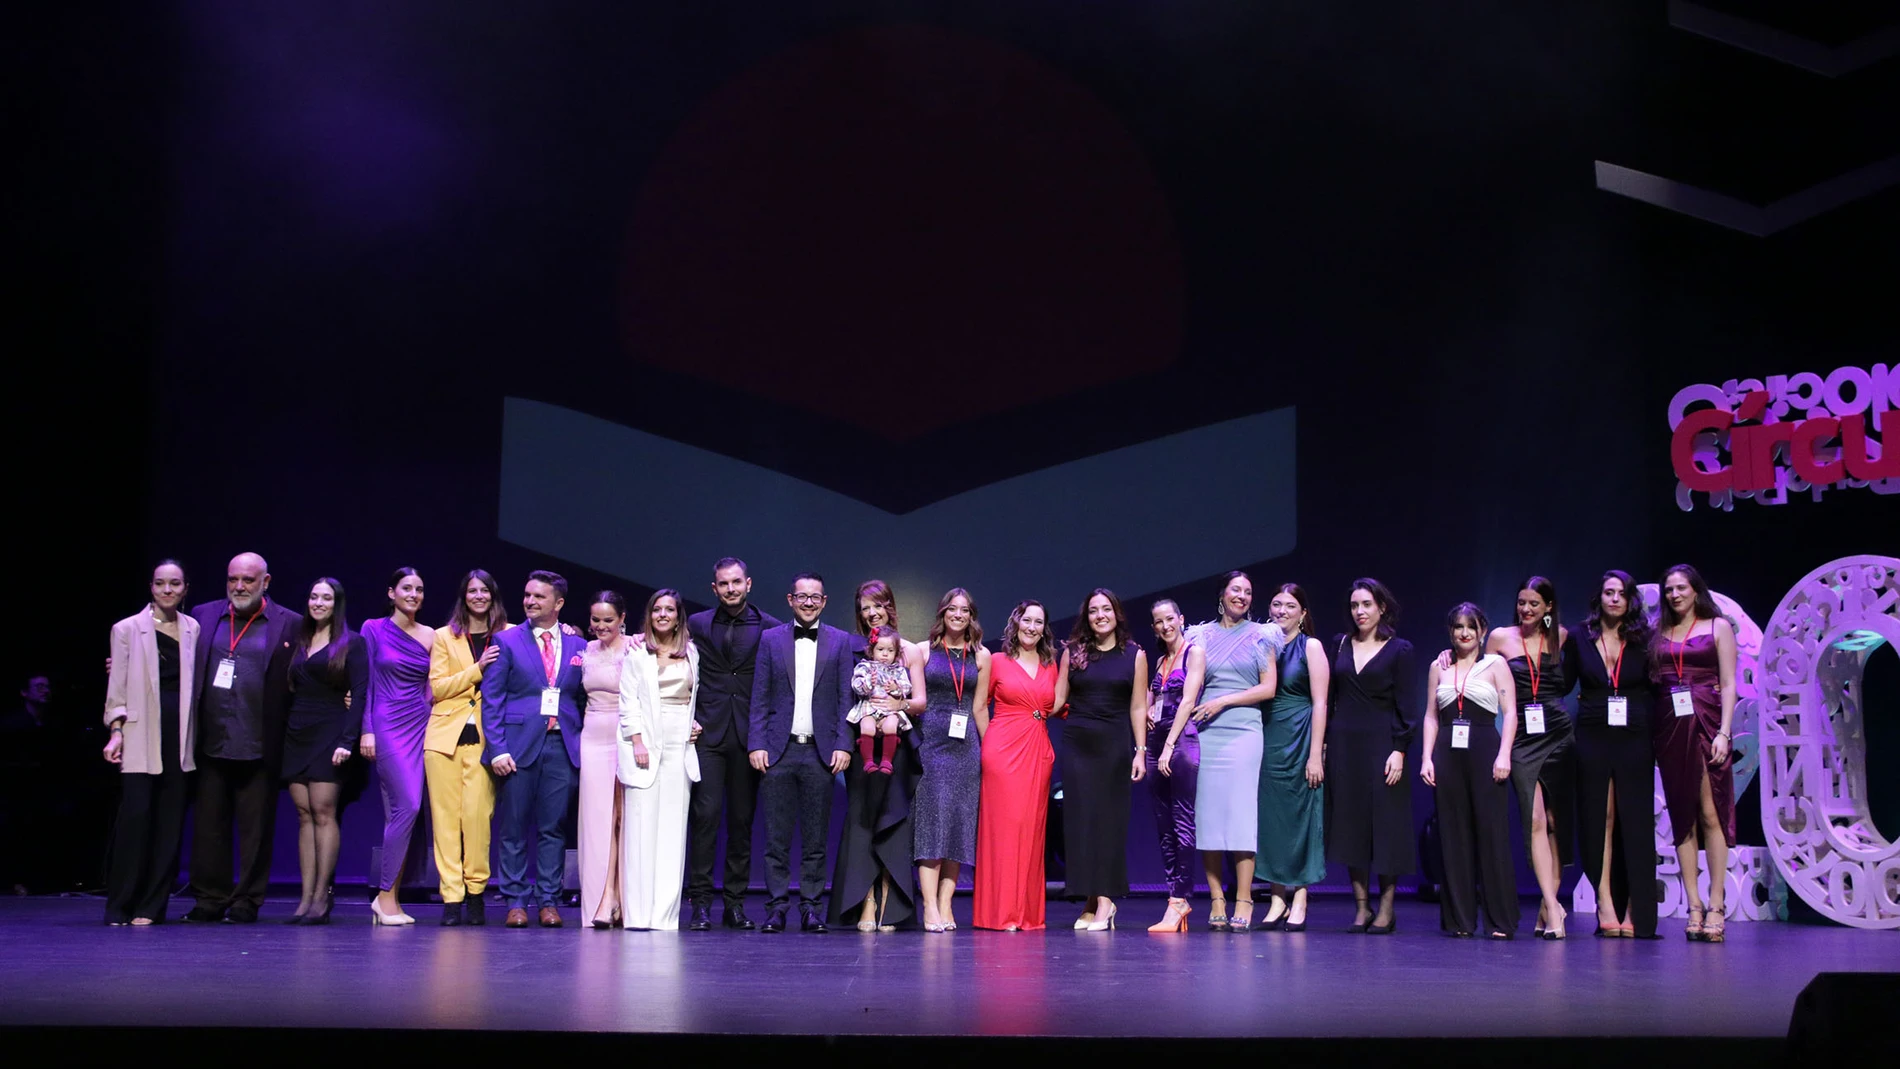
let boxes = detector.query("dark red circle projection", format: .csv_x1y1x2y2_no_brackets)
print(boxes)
620,24,1184,440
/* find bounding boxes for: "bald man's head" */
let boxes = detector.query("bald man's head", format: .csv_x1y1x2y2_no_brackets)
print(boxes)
226,552,271,614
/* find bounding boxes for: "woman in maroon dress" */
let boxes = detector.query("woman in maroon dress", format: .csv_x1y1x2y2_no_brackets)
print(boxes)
973,600,1062,930
1650,564,1738,943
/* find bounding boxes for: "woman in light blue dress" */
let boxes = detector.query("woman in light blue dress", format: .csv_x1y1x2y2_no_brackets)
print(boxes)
1182,571,1279,931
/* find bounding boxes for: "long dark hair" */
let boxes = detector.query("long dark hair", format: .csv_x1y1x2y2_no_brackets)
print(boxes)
447,569,509,638
1271,583,1316,638
295,577,353,685
927,588,983,650
1001,600,1057,666
1067,588,1129,670
1216,570,1254,622
643,588,689,658
384,566,421,615
854,579,900,637
1348,577,1400,640
1655,563,1720,636
1584,569,1653,648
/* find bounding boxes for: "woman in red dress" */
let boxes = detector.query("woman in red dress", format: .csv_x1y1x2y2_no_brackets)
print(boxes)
973,600,1063,930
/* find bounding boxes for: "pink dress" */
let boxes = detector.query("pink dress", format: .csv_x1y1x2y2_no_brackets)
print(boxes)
1652,627,1735,845
579,639,633,922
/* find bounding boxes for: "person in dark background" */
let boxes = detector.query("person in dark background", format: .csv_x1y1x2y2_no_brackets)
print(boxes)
184,551,302,923
0,673,94,895
281,577,367,924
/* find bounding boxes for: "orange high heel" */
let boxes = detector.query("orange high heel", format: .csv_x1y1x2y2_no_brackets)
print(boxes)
1148,898,1192,933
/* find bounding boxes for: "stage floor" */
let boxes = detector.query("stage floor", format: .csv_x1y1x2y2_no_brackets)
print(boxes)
2,892,1891,1042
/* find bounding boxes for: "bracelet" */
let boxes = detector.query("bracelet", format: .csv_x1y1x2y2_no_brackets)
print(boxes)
110,727,123,735
1715,731,1730,741
1136,745,1148,753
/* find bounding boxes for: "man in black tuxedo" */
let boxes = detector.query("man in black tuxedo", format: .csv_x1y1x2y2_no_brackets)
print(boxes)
182,552,301,922
747,572,854,933
683,557,781,931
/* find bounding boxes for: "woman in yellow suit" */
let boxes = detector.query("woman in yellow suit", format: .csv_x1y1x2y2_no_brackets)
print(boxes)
425,569,511,926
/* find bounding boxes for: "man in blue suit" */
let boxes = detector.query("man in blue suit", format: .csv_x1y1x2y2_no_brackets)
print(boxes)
748,572,855,933
482,570,585,928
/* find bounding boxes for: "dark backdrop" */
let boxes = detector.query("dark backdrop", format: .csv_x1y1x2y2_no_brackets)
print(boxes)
11,0,1895,895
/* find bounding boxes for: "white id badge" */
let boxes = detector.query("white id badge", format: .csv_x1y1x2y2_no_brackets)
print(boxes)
948,713,969,739
1450,720,1471,750
1523,702,1546,735
1607,696,1628,727
540,687,561,719
1671,686,1694,718
212,658,236,690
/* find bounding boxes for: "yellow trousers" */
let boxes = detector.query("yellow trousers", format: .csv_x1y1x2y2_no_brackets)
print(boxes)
424,743,495,902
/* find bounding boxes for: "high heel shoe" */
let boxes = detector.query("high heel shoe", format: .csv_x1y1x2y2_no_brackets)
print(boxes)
369,897,415,927
1147,898,1192,933
1086,904,1117,932
1347,897,1371,934
1701,905,1726,943
304,890,334,926
1230,899,1254,933
1207,896,1229,932
1074,912,1095,930
1366,914,1397,935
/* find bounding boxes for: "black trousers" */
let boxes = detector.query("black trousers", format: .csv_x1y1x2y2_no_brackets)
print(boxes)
187,757,276,913
686,729,761,908
1433,722,1520,936
104,767,190,922
762,741,834,913
1574,719,1658,936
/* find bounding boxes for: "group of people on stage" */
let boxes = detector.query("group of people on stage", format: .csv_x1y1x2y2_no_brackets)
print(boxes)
99,553,1738,942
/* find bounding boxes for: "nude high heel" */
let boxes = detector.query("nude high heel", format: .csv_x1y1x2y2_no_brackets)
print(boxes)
1148,898,1192,933
1086,903,1118,931
370,897,415,927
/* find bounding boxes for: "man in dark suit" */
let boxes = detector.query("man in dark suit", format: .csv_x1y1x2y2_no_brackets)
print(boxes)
481,570,585,928
748,572,854,933
182,552,301,923
684,557,781,931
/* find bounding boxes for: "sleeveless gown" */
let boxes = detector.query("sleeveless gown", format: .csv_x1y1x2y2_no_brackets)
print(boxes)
973,654,1055,929
363,618,433,891
1062,644,1136,902
1145,650,1199,899
578,639,632,924
1652,627,1735,846
1430,654,1518,936
1257,636,1325,887
912,647,981,865
1508,643,1575,866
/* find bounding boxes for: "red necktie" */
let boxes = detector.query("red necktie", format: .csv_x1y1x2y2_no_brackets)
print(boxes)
540,632,558,731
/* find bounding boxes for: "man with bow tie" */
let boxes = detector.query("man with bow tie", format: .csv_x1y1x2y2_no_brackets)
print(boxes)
748,572,854,933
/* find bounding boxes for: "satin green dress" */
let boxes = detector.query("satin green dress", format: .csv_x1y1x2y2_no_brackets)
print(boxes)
1257,635,1326,886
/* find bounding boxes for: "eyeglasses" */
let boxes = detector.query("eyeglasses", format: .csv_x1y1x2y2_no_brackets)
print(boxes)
790,593,826,605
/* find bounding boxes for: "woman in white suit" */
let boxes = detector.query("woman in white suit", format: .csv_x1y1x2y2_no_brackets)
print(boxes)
617,588,703,930
102,560,199,925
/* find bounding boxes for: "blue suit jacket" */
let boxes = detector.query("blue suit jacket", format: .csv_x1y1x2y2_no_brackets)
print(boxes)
480,623,585,768
748,621,855,765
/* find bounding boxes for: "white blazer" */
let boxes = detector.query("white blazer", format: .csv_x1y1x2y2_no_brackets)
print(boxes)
616,639,701,789
105,606,200,775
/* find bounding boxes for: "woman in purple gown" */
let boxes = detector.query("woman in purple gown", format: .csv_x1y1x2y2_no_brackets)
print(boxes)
1147,599,1204,932
1651,563,1738,943
360,567,435,925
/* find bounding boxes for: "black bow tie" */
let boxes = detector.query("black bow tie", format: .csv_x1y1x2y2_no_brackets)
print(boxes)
793,625,819,642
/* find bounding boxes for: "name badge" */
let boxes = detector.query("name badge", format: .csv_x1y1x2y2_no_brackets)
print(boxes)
1607,696,1628,727
948,713,969,740
1671,686,1694,718
1523,702,1546,736
1450,719,1471,750
212,658,237,690
540,687,561,719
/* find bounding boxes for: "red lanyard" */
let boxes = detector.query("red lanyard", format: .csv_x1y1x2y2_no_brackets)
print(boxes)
1524,633,1544,701
1670,618,1706,683
945,647,969,706
1452,659,1472,715
1598,635,1625,695
227,603,264,655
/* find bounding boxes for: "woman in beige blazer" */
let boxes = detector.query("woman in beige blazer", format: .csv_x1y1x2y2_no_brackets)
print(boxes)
617,589,702,930
424,569,510,926
102,560,199,925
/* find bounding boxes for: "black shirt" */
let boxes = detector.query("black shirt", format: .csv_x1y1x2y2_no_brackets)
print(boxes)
201,604,272,761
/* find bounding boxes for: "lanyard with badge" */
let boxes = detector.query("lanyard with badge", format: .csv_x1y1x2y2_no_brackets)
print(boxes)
1521,636,1547,736
1449,658,1474,750
945,647,971,740
1600,635,1629,728
1669,619,1705,718
212,605,264,690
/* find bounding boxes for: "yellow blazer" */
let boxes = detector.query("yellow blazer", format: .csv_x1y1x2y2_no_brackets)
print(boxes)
427,623,512,756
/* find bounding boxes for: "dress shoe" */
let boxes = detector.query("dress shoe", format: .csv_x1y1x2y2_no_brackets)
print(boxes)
226,904,259,924
688,903,713,931
760,908,788,933
440,902,464,927
801,910,828,933
505,907,530,928
539,906,564,928
722,905,755,931
182,905,224,924
463,896,485,926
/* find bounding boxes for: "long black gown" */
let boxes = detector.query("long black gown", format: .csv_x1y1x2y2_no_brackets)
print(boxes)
1062,644,1137,901
1564,632,1658,936
1508,646,1575,867
1324,635,1420,876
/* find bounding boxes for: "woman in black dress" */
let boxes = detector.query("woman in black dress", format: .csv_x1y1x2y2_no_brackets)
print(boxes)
1492,575,1575,939
1325,578,1419,934
829,580,927,931
1564,570,1658,938
1061,589,1149,931
281,577,367,924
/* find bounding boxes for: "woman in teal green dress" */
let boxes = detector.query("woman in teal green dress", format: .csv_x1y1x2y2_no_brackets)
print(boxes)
1256,583,1329,930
